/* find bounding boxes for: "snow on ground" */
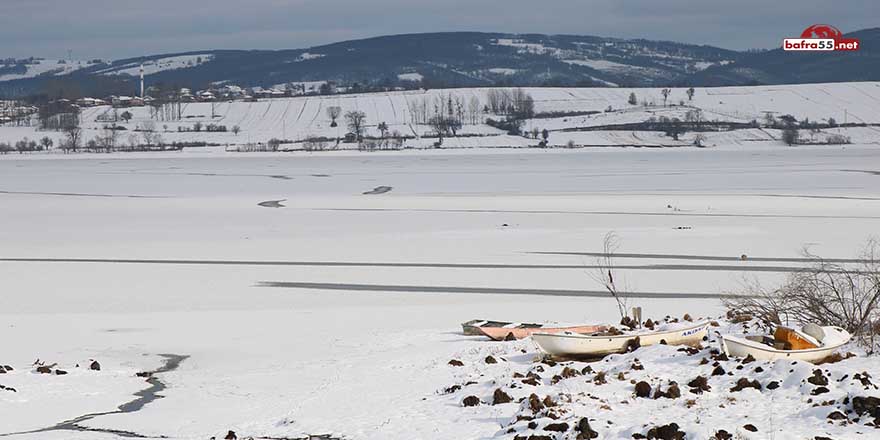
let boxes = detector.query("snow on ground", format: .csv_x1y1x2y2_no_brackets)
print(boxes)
0,59,89,81
96,54,214,76
1,144,879,439
3,83,880,148
397,72,424,82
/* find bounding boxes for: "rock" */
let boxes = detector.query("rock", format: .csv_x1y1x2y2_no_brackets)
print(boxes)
811,386,830,395
2,366,11,371
631,362,645,371
741,354,755,364
561,366,580,378
654,383,680,399
462,395,480,407
620,316,637,330
688,376,711,394
136,372,152,378
485,355,497,364
754,366,764,373
224,430,237,440
730,378,761,392
504,332,517,341
0,384,17,393
683,314,693,322
713,430,732,440
635,381,652,398
55,369,68,375
646,423,685,440
851,396,880,417
522,377,540,386
576,417,599,439
593,371,607,385
827,410,847,420
528,393,544,412
448,359,464,367
542,396,557,407
89,360,101,371
808,369,829,386
36,366,52,374
492,388,513,405
711,352,729,361
443,384,461,394
742,424,758,432
766,381,780,390
625,337,641,353
543,422,569,432
711,366,726,376
581,365,594,375
617,372,626,381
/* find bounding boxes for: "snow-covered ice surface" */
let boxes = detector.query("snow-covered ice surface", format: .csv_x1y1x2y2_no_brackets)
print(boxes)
1,143,880,438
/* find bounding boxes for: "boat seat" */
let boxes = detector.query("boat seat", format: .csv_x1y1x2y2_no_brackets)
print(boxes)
774,326,820,350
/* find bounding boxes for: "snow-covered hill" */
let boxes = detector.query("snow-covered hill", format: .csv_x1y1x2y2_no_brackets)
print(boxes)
60,82,880,148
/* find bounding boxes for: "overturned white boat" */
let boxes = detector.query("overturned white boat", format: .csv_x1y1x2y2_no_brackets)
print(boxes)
533,321,710,358
721,325,851,363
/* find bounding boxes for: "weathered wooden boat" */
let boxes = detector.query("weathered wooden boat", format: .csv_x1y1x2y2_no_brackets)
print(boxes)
461,320,605,340
721,325,851,363
479,324,607,341
532,321,710,358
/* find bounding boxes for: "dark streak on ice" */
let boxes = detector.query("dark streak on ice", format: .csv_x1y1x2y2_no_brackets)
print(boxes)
256,281,735,299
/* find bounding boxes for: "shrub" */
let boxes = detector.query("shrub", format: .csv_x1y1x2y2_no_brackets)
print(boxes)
723,239,880,351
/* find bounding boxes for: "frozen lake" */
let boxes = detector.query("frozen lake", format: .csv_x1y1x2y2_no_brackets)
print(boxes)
1,145,880,439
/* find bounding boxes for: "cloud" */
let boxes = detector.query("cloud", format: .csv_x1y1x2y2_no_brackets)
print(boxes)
0,0,874,58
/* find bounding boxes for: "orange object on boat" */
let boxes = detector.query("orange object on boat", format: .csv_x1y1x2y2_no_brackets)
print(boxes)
773,326,819,350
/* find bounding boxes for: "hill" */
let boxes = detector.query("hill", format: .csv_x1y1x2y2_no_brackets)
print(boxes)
1,29,878,98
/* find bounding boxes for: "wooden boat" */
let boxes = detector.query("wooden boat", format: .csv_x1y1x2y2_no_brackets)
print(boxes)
461,320,605,340
721,326,851,363
532,321,710,358
479,324,607,341
461,320,512,336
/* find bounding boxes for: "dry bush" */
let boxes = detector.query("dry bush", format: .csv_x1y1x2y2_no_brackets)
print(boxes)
723,239,880,351
590,232,630,320
303,136,327,151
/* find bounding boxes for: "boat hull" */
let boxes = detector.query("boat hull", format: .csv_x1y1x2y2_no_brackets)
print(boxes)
479,325,606,341
721,326,851,363
533,321,710,358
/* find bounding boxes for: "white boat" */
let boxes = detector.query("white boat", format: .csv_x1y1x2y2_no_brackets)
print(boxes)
532,321,710,358
721,326,851,363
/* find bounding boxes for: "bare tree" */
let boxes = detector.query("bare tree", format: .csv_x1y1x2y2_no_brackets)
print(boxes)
98,125,118,152
467,96,482,125
345,110,367,143
39,136,54,151
141,120,161,148
327,106,342,127
686,87,695,101
723,239,880,351
661,88,671,106
232,125,241,136
591,232,629,321
62,124,82,153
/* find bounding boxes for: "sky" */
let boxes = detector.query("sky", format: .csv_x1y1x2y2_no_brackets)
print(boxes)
0,0,876,59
